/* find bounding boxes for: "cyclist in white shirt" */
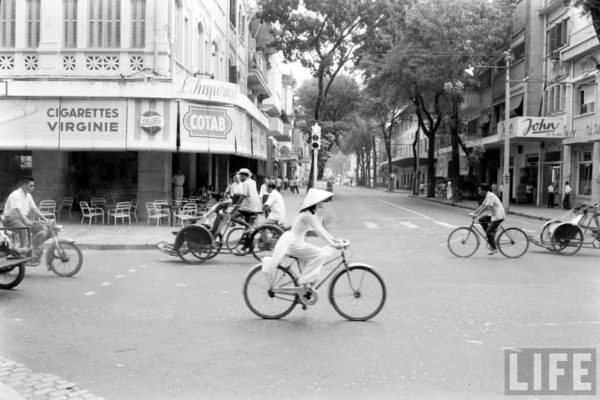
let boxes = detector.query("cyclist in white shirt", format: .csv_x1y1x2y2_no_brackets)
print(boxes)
263,180,286,226
470,183,505,255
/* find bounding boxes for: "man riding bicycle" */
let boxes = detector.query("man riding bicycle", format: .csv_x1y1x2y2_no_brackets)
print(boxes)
470,183,505,255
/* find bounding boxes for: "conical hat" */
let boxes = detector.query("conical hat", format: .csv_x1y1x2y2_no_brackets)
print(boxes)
300,189,333,210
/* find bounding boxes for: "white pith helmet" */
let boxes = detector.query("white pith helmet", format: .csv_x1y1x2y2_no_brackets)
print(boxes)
238,168,252,177
300,188,333,210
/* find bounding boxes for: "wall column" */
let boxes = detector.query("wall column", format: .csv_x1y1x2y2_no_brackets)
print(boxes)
592,142,600,203
188,153,197,196
31,151,68,203
138,152,172,219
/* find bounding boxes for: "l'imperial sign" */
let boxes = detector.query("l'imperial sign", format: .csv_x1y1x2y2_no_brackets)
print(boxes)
182,106,232,138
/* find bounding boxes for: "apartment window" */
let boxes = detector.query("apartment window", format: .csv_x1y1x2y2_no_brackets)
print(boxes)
196,23,205,71
130,0,145,48
577,84,594,115
238,8,245,42
512,42,525,62
88,0,121,48
544,84,566,115
0,0,16,48
27,0,41,48
547,18,569,54
174,0,182,60
229,0,237,27
64,0,77,48
184,17,191,65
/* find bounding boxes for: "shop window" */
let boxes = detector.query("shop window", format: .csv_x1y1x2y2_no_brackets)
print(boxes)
512,42,525,62
578,163,592,196
27,0,40,48
130,0,145,48
63,0,77,48
88,0,121,48
0,0,16,48
577,85,595,115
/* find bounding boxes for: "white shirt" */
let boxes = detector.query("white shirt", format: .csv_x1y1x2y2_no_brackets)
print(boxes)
228,181,242,195
3,188,37,218
481,191,505,221
547,185,554,193
564,184,572,194
265,190,286,223
172,174,185,186
239,178,261,212
259,183,268,197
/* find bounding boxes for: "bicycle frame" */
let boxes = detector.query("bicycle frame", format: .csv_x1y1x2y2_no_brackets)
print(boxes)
465,218,508,244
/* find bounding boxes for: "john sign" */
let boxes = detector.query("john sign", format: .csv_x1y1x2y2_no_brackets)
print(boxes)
182,106,232,138
498,117,565,139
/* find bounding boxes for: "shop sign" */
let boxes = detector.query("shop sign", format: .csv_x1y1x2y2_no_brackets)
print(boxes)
177,77,238,101
498,117,565,139
182,106,232,138
139,110,164,135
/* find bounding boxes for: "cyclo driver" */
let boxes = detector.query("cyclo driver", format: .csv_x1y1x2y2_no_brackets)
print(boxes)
470,183,506,255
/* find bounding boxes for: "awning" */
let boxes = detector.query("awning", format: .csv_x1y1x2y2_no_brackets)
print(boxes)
510,94,523,117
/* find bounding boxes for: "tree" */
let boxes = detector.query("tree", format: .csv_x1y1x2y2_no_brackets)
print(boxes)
574,0,600,42
257,0,386,185
339,117,374,186
360,0,511,198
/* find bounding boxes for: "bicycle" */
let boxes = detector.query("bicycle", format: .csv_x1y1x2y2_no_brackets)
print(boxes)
447,216,529,258
224,210,284,261
243,239,386,321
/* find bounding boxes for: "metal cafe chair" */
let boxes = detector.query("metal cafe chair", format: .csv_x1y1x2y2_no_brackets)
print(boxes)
79,201,105,225
39,200,57,221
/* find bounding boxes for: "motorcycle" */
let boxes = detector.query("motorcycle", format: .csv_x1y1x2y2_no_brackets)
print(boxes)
28,221,83,277
0,228,31,289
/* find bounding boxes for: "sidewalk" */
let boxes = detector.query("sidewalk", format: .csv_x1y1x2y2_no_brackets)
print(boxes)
55,190,311,250
392,188,570,221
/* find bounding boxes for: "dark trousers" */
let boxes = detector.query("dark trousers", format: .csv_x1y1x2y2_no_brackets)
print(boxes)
479,216,503,250
563,194,570,210
547,192,554,208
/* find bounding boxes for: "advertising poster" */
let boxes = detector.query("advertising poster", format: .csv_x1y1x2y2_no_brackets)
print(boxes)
127,99,177,151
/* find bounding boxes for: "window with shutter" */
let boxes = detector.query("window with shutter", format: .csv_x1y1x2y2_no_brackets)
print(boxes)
88,0,121,48
63,0,77,48
0,0,16,48
130,0,145,48
174,0,182,60
196,22,204,71
27,0,41,48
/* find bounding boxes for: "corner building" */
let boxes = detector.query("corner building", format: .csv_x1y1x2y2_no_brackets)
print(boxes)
0,0,290,215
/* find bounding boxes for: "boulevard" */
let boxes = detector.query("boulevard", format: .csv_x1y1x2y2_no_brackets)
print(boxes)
1,185,599,399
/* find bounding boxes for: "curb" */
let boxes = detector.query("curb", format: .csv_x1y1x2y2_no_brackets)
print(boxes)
77,243,159,251
0,382,26,400
408,195,552,222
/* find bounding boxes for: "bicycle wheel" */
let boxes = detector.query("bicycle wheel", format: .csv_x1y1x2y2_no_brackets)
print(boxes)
0,263,25,289
46,241,83,277
497,228,529,258
225,226,249,256
177,225,213,264
207,234,222,260
243,264,299,319
447,227,479,258
550,223,584,256
329,264,386,321
249,225,284,261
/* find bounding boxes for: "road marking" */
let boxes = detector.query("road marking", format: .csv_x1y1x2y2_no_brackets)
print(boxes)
101,282,112,287
528,321,600,327
434,221,456,229
128,269,137,273
115,274,125,279
84,291,96,296
364,222,379,229
465,340,483,345
400,221,419,229
175,283,187,288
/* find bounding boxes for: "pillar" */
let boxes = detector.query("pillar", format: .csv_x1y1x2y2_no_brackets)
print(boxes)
188,153,197,196
138,152,172,219
593,142,600,203
31,151,68,203
562,143,572,193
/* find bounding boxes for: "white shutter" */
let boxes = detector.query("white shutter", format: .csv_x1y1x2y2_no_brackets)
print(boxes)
63,0,77,48
131,0,145,48
27,0,41,48
0,0,16,48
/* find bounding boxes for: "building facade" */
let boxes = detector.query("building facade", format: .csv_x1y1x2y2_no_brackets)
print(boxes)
0,0,296,215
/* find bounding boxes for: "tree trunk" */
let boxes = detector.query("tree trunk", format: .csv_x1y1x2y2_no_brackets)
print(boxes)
412,127,420,195
372,136,377,189
427,135,436,198
449,106,461,201
386,127,394,192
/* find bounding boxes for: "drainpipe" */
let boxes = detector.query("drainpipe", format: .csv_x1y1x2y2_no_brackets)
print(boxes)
153,0,159,71
168,0,174,75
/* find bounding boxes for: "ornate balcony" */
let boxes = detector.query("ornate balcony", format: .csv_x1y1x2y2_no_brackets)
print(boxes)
247,51,271,99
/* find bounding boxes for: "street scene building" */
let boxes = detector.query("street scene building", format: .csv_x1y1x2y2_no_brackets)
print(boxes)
384,0,600,206
0,0,302,214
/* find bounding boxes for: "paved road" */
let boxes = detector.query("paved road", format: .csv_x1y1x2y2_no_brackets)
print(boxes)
1,186,599,399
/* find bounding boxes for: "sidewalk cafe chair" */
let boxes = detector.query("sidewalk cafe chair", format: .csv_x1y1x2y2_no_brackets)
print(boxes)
108,201,132,225
79,201,105,225
188,196,200,203
91,197,106,211
39,200,57,221
129,199,138,222
58,197,74,220
146,202,170,226
174,203,198,226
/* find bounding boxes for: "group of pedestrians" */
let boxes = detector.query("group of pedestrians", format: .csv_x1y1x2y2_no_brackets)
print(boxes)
546,181,571,209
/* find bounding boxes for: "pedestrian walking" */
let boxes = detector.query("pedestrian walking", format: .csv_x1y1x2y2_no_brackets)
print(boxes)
446,181,453,201
563,181,572,210
290,177,299,194
547,182,555,208
275,176,283,192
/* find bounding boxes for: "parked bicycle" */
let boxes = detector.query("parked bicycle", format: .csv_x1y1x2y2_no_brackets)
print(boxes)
447,216,529,258
243,239,386,321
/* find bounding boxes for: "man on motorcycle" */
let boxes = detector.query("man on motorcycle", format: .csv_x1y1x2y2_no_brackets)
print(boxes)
2,176,48,250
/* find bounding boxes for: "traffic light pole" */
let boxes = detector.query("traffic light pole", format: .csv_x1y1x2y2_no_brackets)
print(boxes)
313,147,318,189
310,122,321,189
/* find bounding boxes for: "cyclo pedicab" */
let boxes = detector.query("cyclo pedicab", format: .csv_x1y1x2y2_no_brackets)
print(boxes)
158,196,285,264
529,202,600,255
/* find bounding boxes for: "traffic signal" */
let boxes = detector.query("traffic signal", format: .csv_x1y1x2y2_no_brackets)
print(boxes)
311,124,321,150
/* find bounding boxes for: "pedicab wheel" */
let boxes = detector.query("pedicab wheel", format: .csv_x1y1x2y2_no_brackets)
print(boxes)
0,263,25,290
249,224,284,261
540,220,561,251
226,226,250,256
328,265,386,321
496,228,529,258
177,225,213,264
550,223,584,256
447,227,479,258
243,264,299,319
207,234,222,260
